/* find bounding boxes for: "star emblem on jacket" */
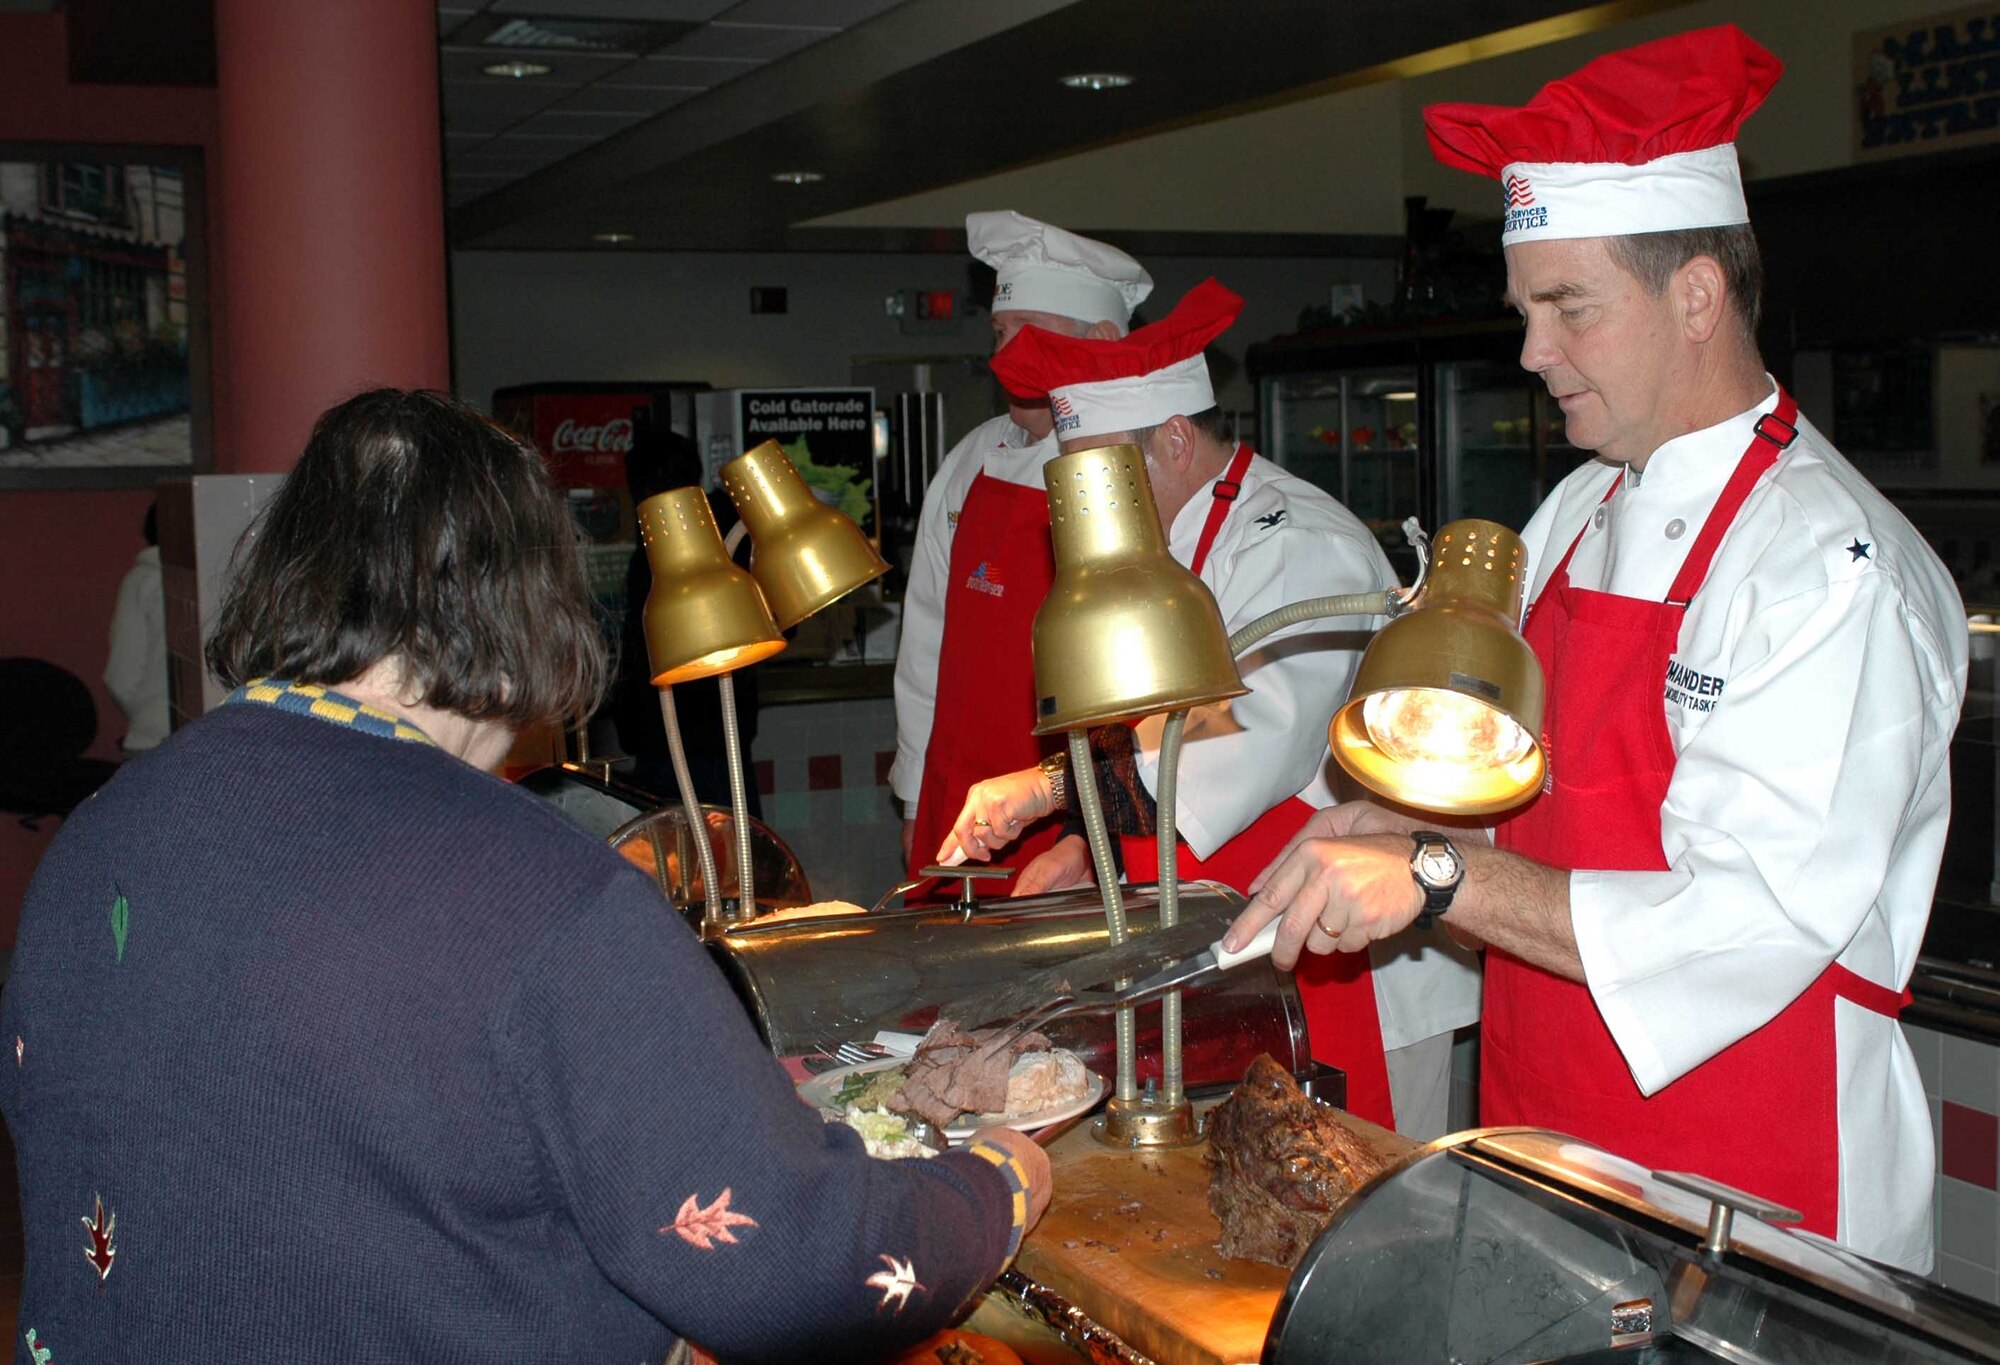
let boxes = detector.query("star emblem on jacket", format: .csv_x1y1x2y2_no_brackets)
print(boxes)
866,1254,925,1313
1253,509,1286,530
83,1193,116,1283
1847,537,1871,561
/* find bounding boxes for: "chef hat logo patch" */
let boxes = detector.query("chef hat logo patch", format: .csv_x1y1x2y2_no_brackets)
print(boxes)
1050,393,1080,434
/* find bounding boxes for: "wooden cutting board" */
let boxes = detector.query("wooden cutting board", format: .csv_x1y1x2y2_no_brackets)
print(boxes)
1013,1106,1414,1365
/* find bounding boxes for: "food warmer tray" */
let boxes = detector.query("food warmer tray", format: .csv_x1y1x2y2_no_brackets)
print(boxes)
705,882,1313,1092
1266,1127,2000,1364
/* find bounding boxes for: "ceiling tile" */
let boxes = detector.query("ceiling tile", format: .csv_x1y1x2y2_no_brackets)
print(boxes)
719,0,904,25
441,80,569,134
453,146,577,176
439,47,630,82
664,21,834,61
515,108,652,137
489,0,734,18
634,53,759,87
561,82,703,113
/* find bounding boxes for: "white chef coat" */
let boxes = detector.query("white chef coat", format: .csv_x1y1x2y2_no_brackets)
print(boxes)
105,544,169,753
889,414,1057,807
1516,382,1966,1270
1132,453,1484,1051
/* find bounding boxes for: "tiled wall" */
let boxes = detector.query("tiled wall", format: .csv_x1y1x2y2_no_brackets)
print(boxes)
1905,1020,2000,1303
753,695,908,909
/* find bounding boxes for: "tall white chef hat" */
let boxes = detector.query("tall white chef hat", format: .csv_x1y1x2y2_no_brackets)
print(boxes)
967,210,1153,328
1424,25,1782,247
991,279,1241,442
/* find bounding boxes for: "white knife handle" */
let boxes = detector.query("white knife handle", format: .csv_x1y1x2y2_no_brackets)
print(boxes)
1212,919,1279,972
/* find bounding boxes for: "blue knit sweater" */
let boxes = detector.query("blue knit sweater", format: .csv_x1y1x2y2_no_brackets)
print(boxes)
0,686,1022,1363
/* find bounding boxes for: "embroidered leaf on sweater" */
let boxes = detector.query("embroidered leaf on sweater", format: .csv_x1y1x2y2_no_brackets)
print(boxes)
24,1327,51,1364
82,1194,116,1283
661,1189,756,1250
866,1254,924,1314
110,886,129,963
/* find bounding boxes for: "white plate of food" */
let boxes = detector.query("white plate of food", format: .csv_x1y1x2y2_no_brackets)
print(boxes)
801,1049,1105,1139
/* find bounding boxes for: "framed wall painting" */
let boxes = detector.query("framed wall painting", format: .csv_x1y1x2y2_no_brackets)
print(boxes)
0,142,209,489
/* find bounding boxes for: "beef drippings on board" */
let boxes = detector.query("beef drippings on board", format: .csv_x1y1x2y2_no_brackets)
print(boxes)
1204,1053,1392,1266
891,1022,1052,1129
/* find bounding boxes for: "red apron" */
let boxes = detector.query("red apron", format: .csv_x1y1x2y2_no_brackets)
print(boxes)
1120,445,1396,1128
910,470,1065,894
1484,390,1906,1237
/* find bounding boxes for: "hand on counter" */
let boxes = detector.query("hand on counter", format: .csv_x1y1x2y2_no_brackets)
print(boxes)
1011,834,1094,897
938,766,1056,864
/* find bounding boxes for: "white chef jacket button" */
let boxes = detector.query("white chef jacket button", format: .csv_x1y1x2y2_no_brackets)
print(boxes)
1666,518,1687,540
1593,507,1607,529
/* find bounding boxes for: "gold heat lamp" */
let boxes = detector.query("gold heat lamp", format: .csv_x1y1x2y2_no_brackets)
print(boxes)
721,440,889,630
1032,443,1246,733
637,489,787,684
1331,519,1545,815
637,487,785,934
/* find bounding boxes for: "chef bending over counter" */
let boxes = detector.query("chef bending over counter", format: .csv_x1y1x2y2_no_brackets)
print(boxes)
932,278,1481,1144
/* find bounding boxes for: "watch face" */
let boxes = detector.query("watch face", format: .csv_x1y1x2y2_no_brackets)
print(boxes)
1417,842,1460,887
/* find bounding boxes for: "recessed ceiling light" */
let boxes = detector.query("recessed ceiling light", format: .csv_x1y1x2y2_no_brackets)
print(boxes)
771,171,824,185
1382,390,1418,402
483,59,551,79
593,231,636,245
1060,72,1133,91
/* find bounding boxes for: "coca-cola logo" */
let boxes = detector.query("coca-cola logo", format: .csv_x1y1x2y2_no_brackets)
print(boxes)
551,417,633,456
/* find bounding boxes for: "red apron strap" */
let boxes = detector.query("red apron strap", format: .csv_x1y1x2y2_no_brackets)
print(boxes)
1189,442,1257,575
1665,389,1800,607
1828,963,1913,1018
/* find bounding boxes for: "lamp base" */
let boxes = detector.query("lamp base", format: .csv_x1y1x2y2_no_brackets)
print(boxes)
697,898,759,940
1092,1093,1200,1148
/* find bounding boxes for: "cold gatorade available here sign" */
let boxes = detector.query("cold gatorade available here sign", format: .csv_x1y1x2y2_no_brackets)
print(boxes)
738,388,875,468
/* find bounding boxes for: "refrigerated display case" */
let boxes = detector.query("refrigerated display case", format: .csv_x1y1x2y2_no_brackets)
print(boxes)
1249,319,1591,580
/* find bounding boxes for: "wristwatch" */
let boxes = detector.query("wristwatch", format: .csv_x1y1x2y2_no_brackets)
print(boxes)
1039,752,1070,811
1409,831,1464,928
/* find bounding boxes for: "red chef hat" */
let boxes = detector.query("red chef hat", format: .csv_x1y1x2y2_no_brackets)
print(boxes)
991,278,1243,441
1424,25,1782,245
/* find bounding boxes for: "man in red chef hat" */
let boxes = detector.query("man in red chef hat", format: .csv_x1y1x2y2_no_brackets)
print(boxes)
942,279,1482,1140
1224,26,1966,1269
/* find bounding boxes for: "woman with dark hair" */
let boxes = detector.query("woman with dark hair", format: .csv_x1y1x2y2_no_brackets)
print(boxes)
1,389,1048,1364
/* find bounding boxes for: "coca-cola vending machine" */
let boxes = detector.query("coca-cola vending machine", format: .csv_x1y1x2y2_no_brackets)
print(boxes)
491,382,707,775
492,381,708,617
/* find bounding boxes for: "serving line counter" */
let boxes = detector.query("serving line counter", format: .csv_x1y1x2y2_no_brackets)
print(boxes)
703,893,2000,1365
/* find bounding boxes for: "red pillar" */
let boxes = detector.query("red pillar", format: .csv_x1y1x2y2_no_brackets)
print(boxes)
212,0,448,474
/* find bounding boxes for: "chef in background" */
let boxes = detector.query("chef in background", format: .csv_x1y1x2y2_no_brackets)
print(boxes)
1225,27,1965,1270
944,280,1480,1140
892,211,1151,892
104,499,169,757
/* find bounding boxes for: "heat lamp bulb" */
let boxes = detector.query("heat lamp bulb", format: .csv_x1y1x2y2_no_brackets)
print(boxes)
1362,687,1532,771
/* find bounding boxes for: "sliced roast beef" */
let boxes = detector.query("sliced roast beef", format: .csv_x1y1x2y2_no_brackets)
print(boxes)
891,1023,1052,1128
